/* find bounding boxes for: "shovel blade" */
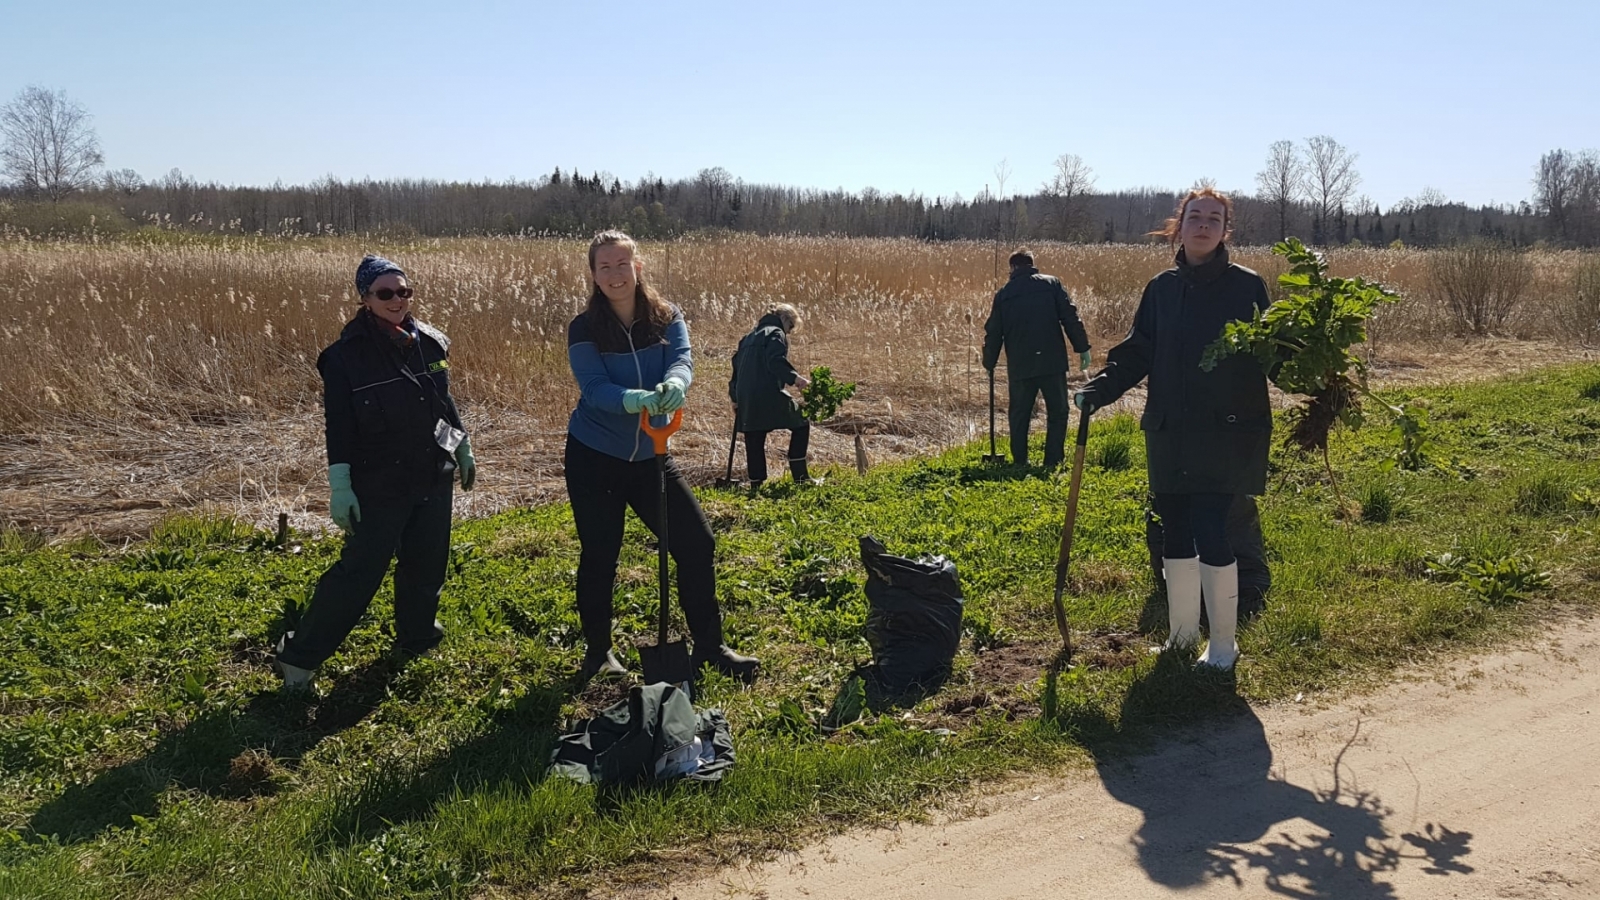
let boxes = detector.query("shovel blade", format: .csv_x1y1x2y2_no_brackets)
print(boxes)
639,638,695,686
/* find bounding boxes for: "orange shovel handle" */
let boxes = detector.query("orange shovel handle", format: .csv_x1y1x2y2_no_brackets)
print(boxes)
640,408,683,454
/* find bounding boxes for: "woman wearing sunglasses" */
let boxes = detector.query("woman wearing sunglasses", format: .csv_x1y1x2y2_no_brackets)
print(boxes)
273,255,477,693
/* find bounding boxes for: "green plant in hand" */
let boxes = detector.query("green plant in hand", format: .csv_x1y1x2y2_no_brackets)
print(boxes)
1201,238,1418,459
799,365,857,423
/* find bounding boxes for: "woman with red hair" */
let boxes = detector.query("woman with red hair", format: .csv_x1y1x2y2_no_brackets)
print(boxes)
1075,189,1270,671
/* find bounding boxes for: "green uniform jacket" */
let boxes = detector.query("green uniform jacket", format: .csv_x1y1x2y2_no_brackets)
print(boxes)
729,313,807,433
1083,247,1272,495
981,267,1091,378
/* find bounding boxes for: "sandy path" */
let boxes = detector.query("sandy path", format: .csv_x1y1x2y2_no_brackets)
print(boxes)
639,616,1600,899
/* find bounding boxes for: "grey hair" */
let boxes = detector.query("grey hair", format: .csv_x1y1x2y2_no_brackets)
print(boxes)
768,302,802,333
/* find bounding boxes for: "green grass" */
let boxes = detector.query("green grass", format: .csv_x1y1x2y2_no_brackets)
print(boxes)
5,364,1600,898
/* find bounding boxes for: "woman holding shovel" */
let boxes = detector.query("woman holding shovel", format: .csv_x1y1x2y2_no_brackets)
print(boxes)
729,303,814,488
1074,188,1270,671
563,229,760,683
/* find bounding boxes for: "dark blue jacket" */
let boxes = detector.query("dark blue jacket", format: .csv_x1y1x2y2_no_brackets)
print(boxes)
566,305,694,461
1085,247,1272,494
318,311,465,499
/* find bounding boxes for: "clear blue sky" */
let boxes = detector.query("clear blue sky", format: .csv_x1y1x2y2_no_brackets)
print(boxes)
2,0,1595,209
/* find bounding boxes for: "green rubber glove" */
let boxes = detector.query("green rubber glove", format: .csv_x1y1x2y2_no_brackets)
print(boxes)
1079,350,1093,372
621,389,655,414
455,436,477,491
654,378,687,413
328,463,361,534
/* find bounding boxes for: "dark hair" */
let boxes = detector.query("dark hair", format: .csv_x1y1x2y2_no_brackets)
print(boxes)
584,229,674,354
1008,249,1034,269
1149,188,1235,245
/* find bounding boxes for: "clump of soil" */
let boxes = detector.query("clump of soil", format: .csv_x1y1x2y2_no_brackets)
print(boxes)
224,749,285,798
1290,382,1356,453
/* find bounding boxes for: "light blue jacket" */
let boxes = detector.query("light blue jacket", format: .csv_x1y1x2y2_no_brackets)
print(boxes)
566,305,694,461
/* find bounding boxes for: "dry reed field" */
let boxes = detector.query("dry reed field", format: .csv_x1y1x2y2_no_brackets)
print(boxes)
2,233,1595,538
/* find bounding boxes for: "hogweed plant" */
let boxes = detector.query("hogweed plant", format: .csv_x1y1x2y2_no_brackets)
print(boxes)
1201,239,1434,511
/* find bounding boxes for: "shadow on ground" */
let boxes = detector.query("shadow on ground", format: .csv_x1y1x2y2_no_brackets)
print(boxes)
27,654,409,843
1054,657,1474,897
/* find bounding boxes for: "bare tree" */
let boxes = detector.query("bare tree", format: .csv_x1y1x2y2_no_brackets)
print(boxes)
1413,187,1449,208
0,86,105,201
1574,152,1600,246
1533,149,1600,245
1302,135,1361,244
103,168,143,195
694,166,734,226
992,158,1011,200
1040,153,1095,240
1534,149,1573,239
1254,140,1304,240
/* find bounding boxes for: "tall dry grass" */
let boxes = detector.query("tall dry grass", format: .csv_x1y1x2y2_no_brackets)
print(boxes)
1,233,1595,535
5,234,1594,431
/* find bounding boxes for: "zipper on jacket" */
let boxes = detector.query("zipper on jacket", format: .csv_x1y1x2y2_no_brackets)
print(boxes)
624,325,645,461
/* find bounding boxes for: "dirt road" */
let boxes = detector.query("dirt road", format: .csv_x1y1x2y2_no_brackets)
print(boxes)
642,617,1600,899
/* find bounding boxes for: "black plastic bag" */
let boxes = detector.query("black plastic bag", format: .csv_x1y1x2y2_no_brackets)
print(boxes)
548,683,734,786
857,535,964,698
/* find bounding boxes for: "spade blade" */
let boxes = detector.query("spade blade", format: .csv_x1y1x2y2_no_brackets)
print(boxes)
639,638,695,687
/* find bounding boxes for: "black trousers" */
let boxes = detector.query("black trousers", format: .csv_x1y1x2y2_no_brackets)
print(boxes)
744,422,811,483
1147,494,1271,613
279,483,452,670
563,436,723,653
1154,491,1236,567
1008,372,1070,467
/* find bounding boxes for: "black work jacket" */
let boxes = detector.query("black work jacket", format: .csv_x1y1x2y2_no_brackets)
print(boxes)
728,313,806,433
1086,247,1272,494
318,310,465,499
982,267,1091,378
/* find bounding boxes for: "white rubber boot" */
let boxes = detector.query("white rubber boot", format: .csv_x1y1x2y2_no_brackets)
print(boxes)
1198,561,1240,670
1162,557,1202,649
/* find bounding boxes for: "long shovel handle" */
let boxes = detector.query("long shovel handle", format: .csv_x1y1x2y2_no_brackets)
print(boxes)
1051,408,1092,654
640,409,683,646
656,452,671,646
724,409,739,481
988,369,997,456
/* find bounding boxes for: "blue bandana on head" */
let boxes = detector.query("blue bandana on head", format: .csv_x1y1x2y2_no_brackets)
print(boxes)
355,254,406,296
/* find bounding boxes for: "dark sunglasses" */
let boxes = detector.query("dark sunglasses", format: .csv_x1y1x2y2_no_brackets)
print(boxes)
367,287,414,301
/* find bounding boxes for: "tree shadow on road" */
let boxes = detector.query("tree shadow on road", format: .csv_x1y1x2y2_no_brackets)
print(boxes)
1054,658,1475,897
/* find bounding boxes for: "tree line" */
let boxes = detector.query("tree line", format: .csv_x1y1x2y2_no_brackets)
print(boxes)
3,85,1597,248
